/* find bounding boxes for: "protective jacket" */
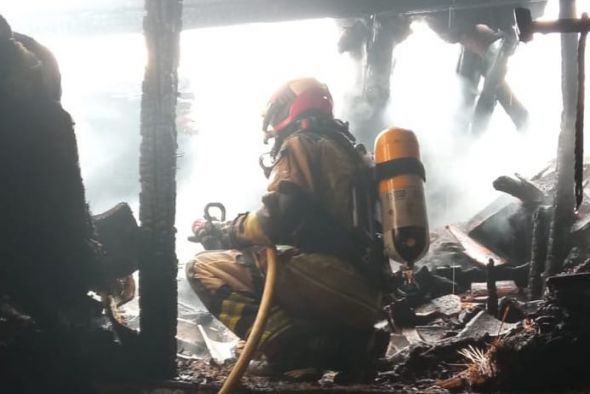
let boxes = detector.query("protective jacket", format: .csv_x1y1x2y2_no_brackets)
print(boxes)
186,120,383,372
233,122,368,256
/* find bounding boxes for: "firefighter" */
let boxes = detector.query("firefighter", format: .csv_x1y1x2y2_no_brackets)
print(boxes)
186,78,387,380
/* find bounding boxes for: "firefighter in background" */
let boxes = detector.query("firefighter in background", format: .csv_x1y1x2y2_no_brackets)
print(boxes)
186,78,387,380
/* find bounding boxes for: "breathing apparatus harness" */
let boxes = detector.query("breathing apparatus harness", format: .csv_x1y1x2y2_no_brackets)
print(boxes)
258,115,390,285
223,121,429,393
260,114,359,173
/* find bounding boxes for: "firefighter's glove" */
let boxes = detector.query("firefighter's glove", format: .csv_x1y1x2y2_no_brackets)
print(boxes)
190,218,234,250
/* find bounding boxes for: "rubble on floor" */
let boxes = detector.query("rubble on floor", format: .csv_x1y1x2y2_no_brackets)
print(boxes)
159,163,590,393
369,164,590,392
6,162,590,393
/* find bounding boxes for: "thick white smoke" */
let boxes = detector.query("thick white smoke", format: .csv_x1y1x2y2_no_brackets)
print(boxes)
175,21,358,261
5,0,590,284
385,19,564,227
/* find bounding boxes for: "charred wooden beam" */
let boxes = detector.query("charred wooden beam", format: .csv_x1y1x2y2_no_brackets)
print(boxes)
182,0,547,29
528,206,551,300
429,10,540,135
446,224,507,267
11,0,546,35
492,174,545,204
544,0,578,278
486,259,498,316
516,7,590,42
470,34,517,135
92,202,139,279
351,14,410,143
497,81,530,129
363,14,405,109
0,22,101,329
546,272,590,310
138,0,182,378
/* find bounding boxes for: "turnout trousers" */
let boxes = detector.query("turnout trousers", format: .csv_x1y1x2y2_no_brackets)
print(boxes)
185,247,382,369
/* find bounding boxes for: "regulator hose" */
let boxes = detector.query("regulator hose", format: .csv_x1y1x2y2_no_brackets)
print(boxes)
219,246,277,394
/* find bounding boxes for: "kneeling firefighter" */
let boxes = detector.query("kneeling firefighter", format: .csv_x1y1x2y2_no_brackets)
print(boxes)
186,78,428,380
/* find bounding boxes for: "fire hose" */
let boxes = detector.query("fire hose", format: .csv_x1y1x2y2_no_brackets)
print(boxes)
218,245,277,394
189,203,278,393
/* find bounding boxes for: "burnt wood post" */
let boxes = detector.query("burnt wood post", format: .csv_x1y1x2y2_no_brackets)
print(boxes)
470,31,519,135
528,206,551,300
363,14,410,134
139,0,182,378
345,13,409,144
544,0,577,279
486,258,498,316
363,14,403,114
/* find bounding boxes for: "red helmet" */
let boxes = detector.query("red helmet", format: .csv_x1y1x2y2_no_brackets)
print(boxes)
262,78,333,139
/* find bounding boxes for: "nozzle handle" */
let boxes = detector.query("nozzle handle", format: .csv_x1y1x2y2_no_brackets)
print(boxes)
203,202,226,222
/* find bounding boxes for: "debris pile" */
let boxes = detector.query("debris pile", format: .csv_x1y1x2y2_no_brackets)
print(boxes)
165,163,590,393
374,163,590,392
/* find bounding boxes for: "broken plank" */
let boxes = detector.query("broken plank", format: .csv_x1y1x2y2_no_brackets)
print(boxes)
446,224,507,266
471,280,519,298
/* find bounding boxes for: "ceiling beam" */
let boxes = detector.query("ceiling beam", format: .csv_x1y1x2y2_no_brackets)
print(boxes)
183,0,547,29
10,0,546,36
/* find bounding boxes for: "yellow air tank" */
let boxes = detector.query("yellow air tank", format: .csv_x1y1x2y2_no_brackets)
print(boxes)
374,127,429,266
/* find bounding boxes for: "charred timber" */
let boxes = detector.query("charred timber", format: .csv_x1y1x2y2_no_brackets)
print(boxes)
470,36,516,135
353,14,410,143
497,81,530,130
183,0,547,28
16,0,546,35
0,17,100,329
516,9,590,42
138,0,182,378
492,174,545,204
363,14,403,109
486,259,498,316
545,0,578,278
528,206,551,299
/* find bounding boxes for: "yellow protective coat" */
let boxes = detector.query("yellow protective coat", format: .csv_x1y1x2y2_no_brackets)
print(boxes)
186,129,381,354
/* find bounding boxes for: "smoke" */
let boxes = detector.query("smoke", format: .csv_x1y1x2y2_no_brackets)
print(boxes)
379,19,565,227
174,20,359,262
6,1,590,303
39,33,145,217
